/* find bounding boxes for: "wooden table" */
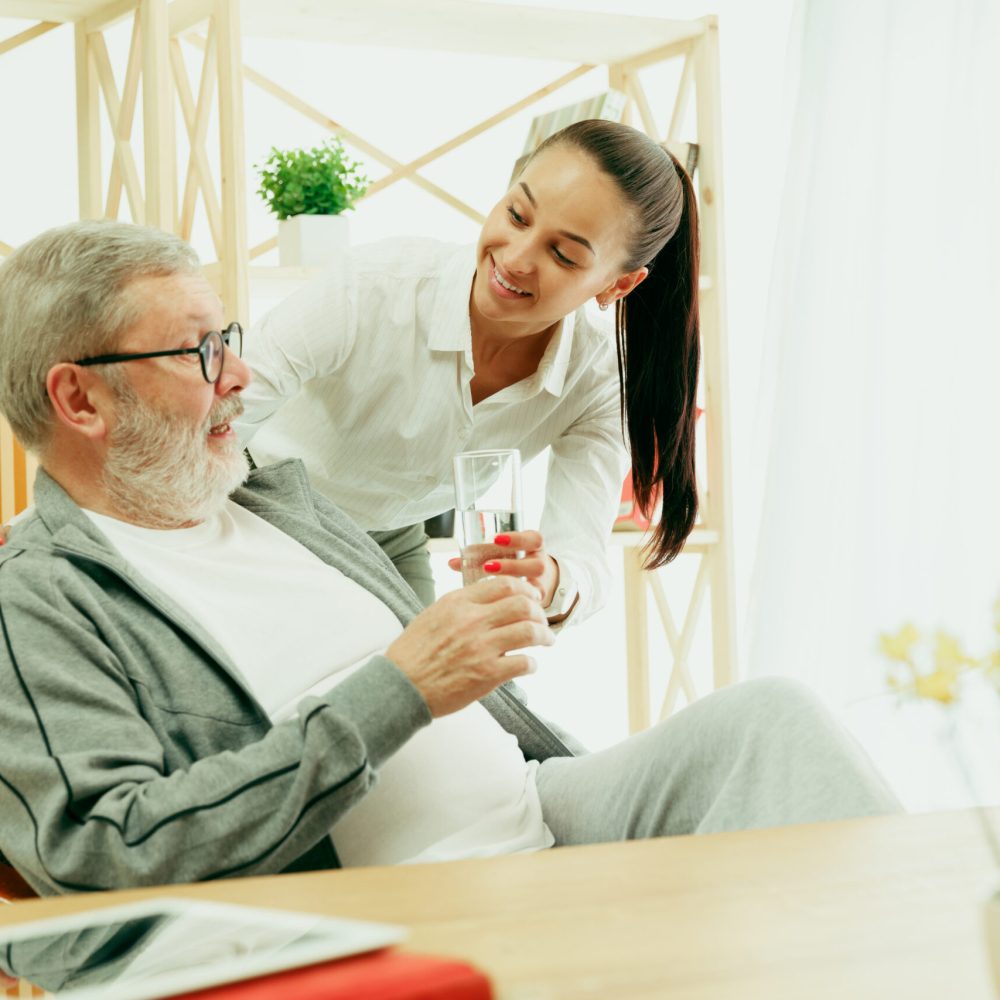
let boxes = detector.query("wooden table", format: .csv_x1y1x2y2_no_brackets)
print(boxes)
1,809,997,999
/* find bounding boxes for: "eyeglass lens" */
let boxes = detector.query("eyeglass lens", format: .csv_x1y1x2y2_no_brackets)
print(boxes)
200,324,242,383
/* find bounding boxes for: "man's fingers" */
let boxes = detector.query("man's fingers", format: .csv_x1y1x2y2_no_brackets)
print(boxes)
482,557,546,579
447,556,461,572
490,619,556,654
483,593,548,629
465,575,538,604
494,529,544,552
495,654,538,680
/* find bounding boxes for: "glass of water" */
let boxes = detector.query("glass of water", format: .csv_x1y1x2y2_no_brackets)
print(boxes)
453,449,523,586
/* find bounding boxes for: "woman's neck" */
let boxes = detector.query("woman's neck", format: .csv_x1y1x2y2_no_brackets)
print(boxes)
467,302,560,404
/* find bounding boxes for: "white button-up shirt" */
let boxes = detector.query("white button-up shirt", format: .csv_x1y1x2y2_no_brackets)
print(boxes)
236,238,629,622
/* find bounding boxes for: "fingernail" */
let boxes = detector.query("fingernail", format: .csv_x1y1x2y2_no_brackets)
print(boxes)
483,561,501,573
494,534,511,546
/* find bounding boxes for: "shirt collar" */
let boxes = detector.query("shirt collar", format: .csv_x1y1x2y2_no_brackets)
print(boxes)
426,244,476,353
425,244,580,399
534,312,575,397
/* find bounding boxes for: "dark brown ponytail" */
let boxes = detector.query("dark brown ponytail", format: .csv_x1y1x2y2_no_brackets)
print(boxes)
617,159,699,567
533,121,701,567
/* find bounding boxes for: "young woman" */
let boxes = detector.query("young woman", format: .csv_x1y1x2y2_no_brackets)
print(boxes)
235,119,700,627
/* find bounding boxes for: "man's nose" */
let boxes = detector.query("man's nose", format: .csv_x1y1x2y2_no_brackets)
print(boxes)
216,345,252,394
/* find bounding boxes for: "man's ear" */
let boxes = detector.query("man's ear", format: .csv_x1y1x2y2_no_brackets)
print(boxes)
45,364,111,441
597,266,649,309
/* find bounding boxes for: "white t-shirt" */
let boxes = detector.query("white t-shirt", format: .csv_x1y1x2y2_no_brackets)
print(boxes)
236,237,630,624
84,502,553,866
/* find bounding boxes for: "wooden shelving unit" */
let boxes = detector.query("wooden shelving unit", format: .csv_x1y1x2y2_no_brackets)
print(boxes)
0,0,737,730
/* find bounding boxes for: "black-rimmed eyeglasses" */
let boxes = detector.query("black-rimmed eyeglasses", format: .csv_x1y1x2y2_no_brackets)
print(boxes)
73,323,243,385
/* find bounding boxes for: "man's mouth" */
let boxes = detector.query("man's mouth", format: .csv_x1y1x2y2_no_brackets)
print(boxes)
206,399,243,438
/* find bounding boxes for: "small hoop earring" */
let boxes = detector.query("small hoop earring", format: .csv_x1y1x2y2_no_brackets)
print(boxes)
598,300,610,311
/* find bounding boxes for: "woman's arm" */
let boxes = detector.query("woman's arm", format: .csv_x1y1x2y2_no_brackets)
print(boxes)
235,262,359,446
537,384,630,626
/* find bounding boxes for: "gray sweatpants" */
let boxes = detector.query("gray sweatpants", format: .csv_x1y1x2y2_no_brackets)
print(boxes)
535,677,901,842
370,523,437,607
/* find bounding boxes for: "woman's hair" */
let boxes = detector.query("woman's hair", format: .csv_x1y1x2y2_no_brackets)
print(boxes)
531,119,700,568
0,220,199,453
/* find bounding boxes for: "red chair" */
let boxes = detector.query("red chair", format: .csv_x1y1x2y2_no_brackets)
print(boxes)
0,862,36,901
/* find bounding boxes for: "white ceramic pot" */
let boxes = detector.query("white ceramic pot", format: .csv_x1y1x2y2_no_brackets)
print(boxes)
984,888,1000,995
277,213,349,267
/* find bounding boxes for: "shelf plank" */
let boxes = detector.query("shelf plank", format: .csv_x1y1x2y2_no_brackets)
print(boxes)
1,0,706,67
240,0,703,65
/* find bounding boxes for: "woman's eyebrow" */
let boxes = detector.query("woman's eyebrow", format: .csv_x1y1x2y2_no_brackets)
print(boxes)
518,181,595,255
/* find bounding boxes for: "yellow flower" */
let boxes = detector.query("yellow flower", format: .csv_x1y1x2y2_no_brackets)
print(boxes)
912,669,959,704
933,630,976,672
878,623,921,663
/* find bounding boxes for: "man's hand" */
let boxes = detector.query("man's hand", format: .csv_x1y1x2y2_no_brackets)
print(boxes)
386,576,554,717
447,530,560,607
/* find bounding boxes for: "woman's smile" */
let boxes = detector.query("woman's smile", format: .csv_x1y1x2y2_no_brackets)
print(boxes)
489,257,533,300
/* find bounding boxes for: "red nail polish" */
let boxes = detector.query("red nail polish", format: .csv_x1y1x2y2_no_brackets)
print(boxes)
494,534,511,546
483,561,501,573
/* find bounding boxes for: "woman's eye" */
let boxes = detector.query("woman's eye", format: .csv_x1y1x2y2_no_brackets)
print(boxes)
553,248,578,268
506,204,527,226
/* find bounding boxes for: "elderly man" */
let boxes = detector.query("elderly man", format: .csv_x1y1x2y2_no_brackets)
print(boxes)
0,221,898,896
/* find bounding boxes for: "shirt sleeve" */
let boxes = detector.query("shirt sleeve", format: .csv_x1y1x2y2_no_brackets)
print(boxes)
235,260,359,447
539,379,630,627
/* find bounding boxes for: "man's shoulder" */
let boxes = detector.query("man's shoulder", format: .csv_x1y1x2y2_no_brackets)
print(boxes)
0,533,83,629
235,459,369,539
0,509,57,572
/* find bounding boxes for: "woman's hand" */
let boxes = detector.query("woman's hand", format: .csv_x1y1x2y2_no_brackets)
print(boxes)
449,530,560,607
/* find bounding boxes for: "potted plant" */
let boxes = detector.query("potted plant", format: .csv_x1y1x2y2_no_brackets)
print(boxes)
256,136,369,267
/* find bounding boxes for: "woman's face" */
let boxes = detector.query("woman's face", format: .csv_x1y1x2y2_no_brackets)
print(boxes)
471,144,646,336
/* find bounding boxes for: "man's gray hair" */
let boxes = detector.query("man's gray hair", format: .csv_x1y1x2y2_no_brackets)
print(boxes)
0,220,200,452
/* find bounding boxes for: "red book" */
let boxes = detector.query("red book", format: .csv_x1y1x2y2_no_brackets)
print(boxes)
176,949,493,1000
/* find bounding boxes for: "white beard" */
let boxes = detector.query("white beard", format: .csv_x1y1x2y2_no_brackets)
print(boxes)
102,387,249,529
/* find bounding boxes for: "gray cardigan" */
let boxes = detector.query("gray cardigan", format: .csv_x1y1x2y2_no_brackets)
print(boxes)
0,460,570,896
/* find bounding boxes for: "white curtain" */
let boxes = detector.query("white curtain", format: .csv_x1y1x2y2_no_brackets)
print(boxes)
744,0,1000,749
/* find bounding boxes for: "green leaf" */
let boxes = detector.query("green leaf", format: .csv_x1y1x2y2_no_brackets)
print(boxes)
254,136,370,219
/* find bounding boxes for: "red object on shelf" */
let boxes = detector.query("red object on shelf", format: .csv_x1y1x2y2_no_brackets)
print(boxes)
176,949,493,1000
615,473,654,531
615,406,704,531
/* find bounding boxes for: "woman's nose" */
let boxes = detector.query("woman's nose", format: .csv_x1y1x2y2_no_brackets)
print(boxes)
503,234,538,275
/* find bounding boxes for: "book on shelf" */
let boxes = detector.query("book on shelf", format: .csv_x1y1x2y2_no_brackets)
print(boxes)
664,139,699,177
